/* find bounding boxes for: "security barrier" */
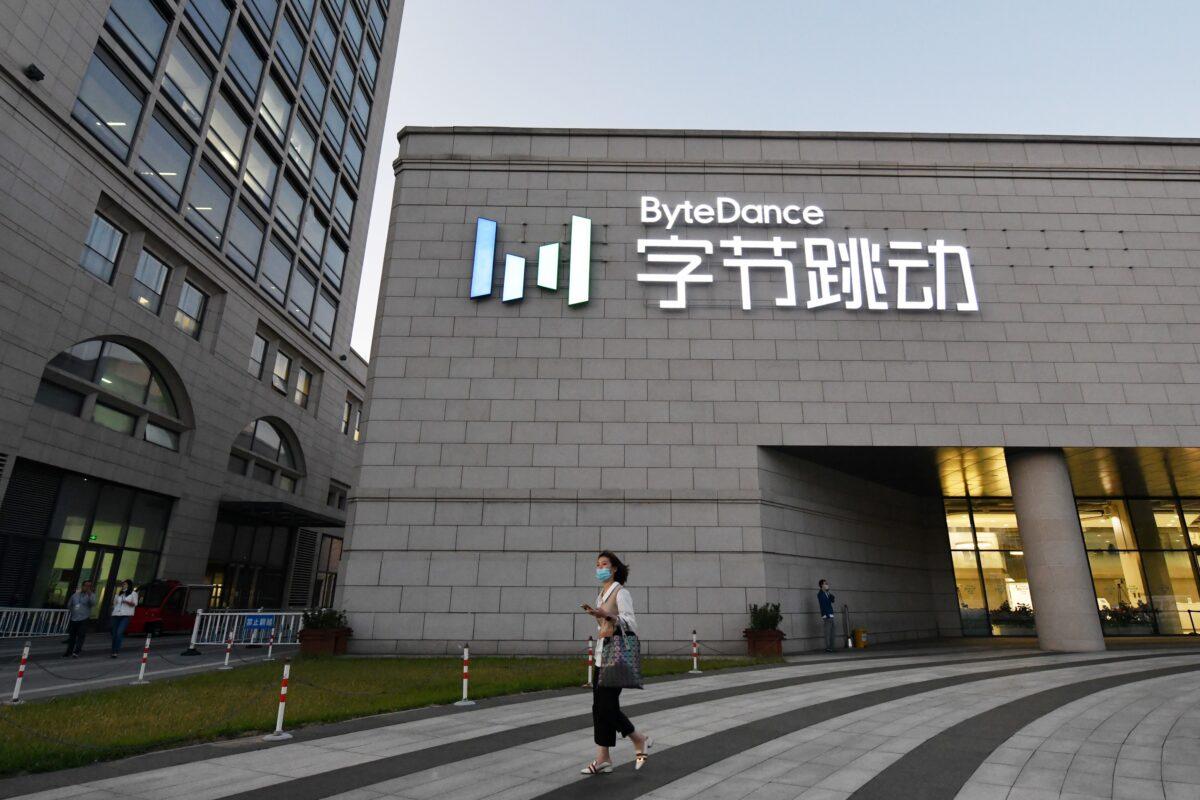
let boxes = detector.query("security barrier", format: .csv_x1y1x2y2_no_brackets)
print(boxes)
0,608,69,639
182,609,304,655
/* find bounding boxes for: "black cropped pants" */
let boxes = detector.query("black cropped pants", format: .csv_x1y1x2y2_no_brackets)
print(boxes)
592,679,635,747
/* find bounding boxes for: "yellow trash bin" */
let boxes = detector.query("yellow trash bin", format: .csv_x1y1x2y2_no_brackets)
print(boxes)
851,628,868,649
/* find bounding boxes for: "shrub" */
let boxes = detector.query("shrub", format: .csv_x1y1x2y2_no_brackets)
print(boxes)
748,602,782,631
302,608,349,629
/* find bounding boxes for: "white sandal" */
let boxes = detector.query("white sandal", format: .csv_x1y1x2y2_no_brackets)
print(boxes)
581,760,612,775
635,736,653,770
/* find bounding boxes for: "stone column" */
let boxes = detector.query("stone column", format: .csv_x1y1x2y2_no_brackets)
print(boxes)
1005,448,1105,652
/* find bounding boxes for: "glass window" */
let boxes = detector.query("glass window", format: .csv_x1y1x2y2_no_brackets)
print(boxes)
350,82,370,131
287,268,316,325
361,45,378,87
93,402,137,435
227,24,264,101
287,117,315,174
275,15,304,83
228,452,248,475
1182,500,1200,548
174,280,208,339
294,367,311,407
340,399,352,434
136,113,192,208
323,100,346,151
328,0,346,13
322,236,345,289
352,407,361,442
105,0,168,75
313,151,336,206
206,92,248,170
185,160,232,244
332,49,354,99
1089,549,1155,634
162,36,213,128
301,209,326,264
293,0,315,25
34,381,84,416
271,351,291,393
275,177,304,239
243,138,279,205
333,182,354,232
249,333,268,377
967,498,1022,550
1127,499,1190,550
130,251,170,313
1139,550,1200,634
73,50,144,160
185,0,232,54
313,291,336,346
124,493,171,550
245,0,278,34
344,131,363,181
90,485,134,546
978,549,1034,635
300,64,327,119
259,75,293,142
144,423,180,451
313,8,336,65
50,339,103,381
1078,499,1137,550
344,6,364,52
260,237,292,304
253,462,276,485
278,474,296,493
368,0,385,43
226,204,264,276
80,213,125,283
95,342,152,405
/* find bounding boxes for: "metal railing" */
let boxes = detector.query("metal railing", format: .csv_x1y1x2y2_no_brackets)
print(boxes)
183,609,304,654
0,607,70,639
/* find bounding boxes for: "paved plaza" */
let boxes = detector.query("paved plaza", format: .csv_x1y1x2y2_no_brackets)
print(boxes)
2,644,1198,800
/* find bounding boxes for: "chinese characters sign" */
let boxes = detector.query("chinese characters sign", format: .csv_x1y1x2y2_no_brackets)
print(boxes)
636,196,979,313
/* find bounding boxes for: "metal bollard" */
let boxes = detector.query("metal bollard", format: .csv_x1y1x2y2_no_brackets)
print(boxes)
453,644,475,707
9,641,30,705
263,660,293,741
688,630,701,674
181,609,203,656
131,634,151,685
585,635,594,687
218,632,234,670
265,629,276,662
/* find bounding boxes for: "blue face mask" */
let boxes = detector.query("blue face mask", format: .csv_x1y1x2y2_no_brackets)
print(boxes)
596,567,612,582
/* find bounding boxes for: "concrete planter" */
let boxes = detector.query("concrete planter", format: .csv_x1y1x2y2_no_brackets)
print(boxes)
743,628,785,657
299,627,353,656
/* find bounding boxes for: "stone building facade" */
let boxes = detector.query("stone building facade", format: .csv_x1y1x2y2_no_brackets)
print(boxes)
343,126,1200,654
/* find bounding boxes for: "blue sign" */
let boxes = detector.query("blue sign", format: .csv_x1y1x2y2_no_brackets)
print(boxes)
244,614,275,631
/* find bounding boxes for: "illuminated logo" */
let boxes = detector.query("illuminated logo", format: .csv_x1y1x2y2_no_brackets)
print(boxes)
469,216,592,306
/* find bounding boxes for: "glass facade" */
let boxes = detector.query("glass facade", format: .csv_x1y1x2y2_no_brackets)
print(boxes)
947,494,1200,636
73,0,389,351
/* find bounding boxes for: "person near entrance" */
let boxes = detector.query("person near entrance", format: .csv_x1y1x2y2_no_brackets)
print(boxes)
579,551,652,775
109,580,137,657
817,579,837,652
62,580,95,658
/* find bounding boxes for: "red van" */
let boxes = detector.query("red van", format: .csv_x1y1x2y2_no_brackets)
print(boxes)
130,580,214,636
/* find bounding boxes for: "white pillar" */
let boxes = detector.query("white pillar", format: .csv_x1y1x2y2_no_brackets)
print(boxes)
1006,448,1105,652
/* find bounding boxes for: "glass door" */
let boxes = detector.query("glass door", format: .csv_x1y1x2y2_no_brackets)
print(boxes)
78,546,119,625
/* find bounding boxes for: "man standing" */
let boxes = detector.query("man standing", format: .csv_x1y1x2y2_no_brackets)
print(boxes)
63,580,95,658
817,579,836,653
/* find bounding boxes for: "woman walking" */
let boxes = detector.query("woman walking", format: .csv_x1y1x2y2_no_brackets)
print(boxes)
580,550,651,775
109,579,137,657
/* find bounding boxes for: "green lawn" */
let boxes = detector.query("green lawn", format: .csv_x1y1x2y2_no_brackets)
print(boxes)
0,655,775,776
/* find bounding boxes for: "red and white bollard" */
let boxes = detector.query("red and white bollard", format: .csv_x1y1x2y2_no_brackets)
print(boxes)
688,630,702,674
9,641,30,705
131,634,151,685
265,630,276,662
454,644,475,707
263,660,293,741
218,632,234,671
585,636,594,687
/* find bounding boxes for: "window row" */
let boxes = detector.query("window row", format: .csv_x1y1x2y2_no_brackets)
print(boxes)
248,330,320,412
81,212,212,341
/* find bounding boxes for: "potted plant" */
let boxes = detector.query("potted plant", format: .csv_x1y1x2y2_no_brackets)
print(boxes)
743,602,785,656
299,608,352,656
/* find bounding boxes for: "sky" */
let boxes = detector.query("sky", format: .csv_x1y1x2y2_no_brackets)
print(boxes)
350,0,1200,358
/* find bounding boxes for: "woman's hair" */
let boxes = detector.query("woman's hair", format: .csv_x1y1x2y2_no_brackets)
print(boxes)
598,550,629,584
121,580,133,592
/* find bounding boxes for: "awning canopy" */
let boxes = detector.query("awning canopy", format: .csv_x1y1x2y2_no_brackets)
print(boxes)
218,499,345,528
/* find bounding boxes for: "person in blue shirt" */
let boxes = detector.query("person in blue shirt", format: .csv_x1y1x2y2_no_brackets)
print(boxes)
817,579,836,653
63,581,95,658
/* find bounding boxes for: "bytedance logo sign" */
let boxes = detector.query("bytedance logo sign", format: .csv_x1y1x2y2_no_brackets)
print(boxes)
469,196,979,313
